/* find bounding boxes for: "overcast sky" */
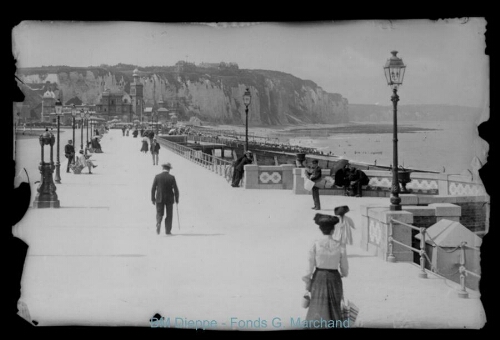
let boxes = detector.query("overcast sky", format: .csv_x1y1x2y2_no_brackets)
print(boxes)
12,19,488,108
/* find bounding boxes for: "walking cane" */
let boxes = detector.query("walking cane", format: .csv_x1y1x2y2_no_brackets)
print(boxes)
176,203,180,230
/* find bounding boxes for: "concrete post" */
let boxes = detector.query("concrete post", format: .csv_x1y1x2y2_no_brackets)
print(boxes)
362,206,413,262
293,168,309,195
281,164,295,190
243,164,259,189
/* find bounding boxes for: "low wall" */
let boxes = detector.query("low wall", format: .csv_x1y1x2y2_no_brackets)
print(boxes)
243,164,295,190
360,203,480,261
292,169,487,197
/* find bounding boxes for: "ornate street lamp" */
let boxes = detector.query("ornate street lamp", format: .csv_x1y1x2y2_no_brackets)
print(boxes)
90,115,94,140
156,112,159,135
243,88,252,152
384,51,406,211
33,129,60,208
80,108,85,152
53,99,63,184
85,110,90,153
71,105,77,162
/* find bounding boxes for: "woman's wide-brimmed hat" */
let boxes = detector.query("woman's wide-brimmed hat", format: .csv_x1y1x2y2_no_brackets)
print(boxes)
334,205,350,215
313,213,339,227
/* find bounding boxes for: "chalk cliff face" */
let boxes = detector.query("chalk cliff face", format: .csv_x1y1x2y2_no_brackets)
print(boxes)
16,66,349,126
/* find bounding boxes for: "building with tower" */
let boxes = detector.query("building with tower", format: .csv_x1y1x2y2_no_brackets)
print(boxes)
130,68,144,123
41,89,57,123
95,89,133,121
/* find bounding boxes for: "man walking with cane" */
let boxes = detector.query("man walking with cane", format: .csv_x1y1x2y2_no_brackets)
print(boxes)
151,162,179,235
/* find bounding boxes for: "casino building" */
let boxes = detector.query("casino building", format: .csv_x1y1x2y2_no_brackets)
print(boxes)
95,89,133,120
94,68,144,123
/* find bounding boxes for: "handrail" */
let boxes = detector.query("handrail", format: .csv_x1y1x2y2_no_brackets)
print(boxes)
389,218,420,232
158,138,234,179
389,218,481,298
388,219,428,279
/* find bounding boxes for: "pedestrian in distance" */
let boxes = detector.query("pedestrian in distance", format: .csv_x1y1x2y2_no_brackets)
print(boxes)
141,136,149,154
122,126,126,136
306,159,322,210
64,140,75,173
303,213,348,327
231,150,253,187
151,163,179,235
150,138,161,165
332,205,355,247
148,130,155,144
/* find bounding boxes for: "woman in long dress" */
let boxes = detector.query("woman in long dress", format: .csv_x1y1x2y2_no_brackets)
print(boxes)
303,213,348,327
140,136,149,153
332,205,355,246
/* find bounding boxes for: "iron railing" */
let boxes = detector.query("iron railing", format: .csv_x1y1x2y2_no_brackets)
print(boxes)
158,138,234,180
388,218,481,298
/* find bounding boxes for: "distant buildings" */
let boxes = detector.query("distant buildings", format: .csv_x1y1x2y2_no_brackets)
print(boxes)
95,88,133,119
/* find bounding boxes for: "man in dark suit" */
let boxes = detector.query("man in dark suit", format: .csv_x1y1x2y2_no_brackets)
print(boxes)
307,159,322,210
348,166,368,197
64,140,75,173
151,163,179,235
150,138,161,165
231,151,253,187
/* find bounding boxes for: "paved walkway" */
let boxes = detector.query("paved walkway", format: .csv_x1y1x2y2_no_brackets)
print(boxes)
12,128,486,329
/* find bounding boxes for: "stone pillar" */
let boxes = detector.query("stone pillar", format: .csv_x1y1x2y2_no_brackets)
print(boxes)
293,168,309,195
243,164,259,189
281,164,295,190
361,205,413,262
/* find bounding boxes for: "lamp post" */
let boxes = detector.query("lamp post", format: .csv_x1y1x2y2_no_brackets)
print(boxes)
243,88,252,152
33,129,60,208
85,110,90,153
71,105,77,163
156,112,159,135
80,109,85,152
54,99,63,184
90,116,93,140
384,51,406,211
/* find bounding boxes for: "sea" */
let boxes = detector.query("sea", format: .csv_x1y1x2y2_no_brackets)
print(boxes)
273,121,488,175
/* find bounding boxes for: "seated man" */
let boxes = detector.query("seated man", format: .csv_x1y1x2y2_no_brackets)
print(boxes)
347,167,369,197
91,136,103,153
75,150,97,174
334,163,351,195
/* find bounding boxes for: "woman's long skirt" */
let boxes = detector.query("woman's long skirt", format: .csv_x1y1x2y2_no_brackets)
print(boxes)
140,141,149,152
306,268,343,326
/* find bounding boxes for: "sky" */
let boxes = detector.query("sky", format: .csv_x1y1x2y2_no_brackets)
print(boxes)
11,19,488,108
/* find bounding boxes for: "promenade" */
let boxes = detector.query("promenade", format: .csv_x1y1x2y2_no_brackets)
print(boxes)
12,128,486,330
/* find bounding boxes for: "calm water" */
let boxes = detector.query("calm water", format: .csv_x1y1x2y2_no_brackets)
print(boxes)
280,121,487,175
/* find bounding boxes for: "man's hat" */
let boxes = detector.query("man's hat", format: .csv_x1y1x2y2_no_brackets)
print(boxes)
161,162,172,169
334,205,350,215
312,159,319,164
79,150,84,154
